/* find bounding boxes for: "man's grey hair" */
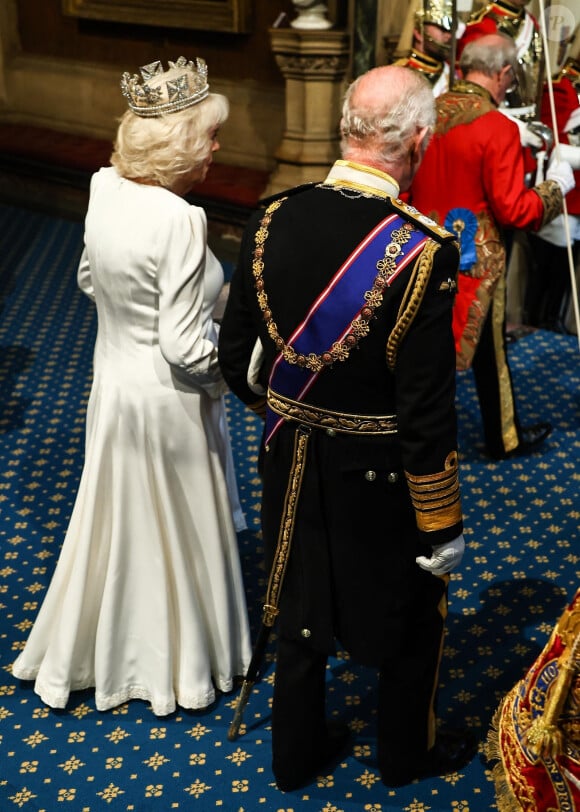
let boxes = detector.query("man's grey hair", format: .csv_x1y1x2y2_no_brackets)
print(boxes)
460,33,517,77
340,69,436,164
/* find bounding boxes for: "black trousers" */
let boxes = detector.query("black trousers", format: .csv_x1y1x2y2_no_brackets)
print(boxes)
524,233,574,331
271,573,448,785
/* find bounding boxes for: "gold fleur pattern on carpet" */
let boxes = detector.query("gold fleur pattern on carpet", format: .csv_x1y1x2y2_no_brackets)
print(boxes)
0,203,578,810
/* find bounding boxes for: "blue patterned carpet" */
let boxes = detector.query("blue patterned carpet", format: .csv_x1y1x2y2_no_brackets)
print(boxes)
0,202,578,812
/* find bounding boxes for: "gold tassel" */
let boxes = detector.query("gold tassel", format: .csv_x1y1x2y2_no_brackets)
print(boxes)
483,696,524,812
490,761,525,812
482,701,504,762
523,632,580,759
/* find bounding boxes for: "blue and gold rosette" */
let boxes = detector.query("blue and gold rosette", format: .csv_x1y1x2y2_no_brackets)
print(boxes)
444,207,477,272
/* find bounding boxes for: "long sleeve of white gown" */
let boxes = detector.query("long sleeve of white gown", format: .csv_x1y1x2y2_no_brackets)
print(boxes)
157,206,226,399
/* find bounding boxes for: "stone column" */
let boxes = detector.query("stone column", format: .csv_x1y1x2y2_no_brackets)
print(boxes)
265,27,350,196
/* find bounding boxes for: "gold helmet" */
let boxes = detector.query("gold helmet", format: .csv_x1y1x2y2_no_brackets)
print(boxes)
415,0,454,59
415,0,454,33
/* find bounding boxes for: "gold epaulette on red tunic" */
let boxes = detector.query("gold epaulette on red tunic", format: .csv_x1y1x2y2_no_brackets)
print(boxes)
393,51,444,86
405,451,462,533
468,0,522,24
559,58,580,84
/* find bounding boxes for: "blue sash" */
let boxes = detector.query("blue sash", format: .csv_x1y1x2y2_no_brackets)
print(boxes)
265,213,429,444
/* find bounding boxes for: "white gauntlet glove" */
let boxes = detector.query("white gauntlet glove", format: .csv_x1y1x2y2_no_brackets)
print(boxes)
552,142,580,170
499,109,543,148
546,150,576,195
416,534,465,576
564,106,580,133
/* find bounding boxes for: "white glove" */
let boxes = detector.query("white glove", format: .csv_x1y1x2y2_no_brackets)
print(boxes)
247,337,266,395
546,150,576,195
564,106,580,133
416,534,465,576
553,142,580,170
499,109,543,148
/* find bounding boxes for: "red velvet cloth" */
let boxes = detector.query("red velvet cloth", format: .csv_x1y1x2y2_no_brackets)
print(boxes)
486,589,580,812
541,76,580,215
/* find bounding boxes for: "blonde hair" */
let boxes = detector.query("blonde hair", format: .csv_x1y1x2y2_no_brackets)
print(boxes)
111,92,229,188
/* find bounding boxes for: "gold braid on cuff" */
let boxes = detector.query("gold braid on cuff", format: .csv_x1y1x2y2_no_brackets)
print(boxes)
535,179,564,228
405,451,462,532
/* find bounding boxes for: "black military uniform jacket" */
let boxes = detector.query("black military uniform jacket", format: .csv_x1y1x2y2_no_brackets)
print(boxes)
219,160,463,664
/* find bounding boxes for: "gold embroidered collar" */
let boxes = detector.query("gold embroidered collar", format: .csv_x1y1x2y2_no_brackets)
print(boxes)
320,160,400,200
451,80,498,107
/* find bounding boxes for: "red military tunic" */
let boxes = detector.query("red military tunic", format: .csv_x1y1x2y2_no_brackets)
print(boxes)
409,79,562,457
541,74,580,215
410,80,559,367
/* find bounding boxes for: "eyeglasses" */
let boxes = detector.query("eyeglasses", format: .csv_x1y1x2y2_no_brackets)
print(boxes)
504,65,518,92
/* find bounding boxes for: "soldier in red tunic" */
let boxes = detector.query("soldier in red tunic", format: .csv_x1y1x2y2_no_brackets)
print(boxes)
409,33,575,459
524,62,580,331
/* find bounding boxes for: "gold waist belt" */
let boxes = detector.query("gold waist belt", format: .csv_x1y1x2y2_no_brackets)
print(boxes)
267,389,398,436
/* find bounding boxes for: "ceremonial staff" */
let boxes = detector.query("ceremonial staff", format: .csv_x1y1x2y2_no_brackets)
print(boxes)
228,425,310,741
537,0,580,347
448,0,458,90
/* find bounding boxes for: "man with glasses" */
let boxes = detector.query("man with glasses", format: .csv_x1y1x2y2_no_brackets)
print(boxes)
409,33,575,460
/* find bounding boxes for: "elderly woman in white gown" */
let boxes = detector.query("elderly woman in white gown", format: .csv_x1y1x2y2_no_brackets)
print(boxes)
12,56,251,716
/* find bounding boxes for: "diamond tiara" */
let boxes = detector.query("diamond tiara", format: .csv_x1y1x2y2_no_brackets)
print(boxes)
120,56,210,118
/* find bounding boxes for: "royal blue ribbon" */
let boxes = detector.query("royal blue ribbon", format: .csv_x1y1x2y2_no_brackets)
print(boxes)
265,214,429,443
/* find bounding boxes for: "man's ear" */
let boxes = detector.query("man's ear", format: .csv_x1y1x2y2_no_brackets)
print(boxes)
417,125,431,153
413,126,432,162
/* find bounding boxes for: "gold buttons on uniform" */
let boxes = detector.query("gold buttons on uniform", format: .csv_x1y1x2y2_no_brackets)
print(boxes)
326,428,337,437
365,470,376,481
387,472,399,483
301,628,311,638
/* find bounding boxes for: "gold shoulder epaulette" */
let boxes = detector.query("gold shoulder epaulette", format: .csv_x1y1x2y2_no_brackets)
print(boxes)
466,5,489,24
390,197,455,243
467,1,505,24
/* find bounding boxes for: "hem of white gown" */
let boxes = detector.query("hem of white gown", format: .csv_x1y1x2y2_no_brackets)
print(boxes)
13,663,248,717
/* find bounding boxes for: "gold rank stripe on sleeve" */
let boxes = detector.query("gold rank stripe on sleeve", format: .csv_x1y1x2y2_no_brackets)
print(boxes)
405,451,463,532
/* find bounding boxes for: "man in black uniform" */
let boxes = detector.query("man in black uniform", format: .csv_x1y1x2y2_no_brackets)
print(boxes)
219,65,476,791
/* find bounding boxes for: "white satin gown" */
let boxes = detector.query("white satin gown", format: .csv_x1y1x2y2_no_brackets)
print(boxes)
12,167,252,715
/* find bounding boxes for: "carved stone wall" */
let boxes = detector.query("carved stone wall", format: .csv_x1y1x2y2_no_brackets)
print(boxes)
0,1,415,180
0,0,291,171
267,27,350,193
